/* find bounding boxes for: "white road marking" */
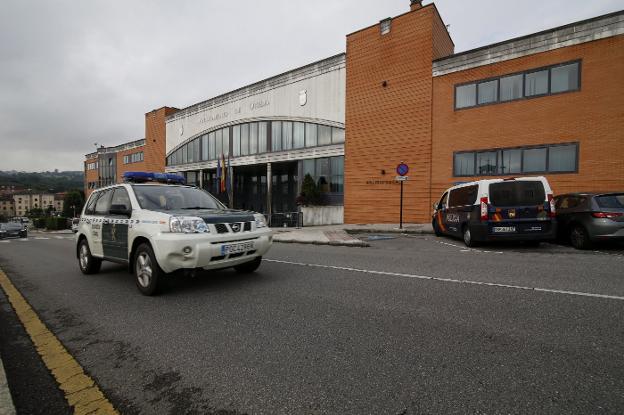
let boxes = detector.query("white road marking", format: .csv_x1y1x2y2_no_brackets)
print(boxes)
18,239,29,241
54,236,65,239
0,240,8,243
35,237,50,240
264,259,624,302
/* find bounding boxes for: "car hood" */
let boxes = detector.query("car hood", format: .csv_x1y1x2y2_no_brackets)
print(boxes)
157,208,257,224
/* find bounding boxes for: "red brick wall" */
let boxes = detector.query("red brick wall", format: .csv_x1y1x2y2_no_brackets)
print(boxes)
344,5,453,224
144,107,178,174
431,35,624,205
115,147,147,183
84,157,98,198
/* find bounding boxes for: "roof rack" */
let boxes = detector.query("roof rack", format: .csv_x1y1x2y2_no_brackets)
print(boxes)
122,172,186,184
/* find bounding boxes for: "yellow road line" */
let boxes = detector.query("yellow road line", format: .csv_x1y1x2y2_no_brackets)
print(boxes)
0,269,118,415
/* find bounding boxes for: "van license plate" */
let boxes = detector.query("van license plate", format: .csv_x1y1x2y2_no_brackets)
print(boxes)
493,226,516,233
221,241,254,255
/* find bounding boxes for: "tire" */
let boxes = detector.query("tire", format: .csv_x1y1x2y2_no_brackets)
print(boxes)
570,225,591,250
234,256,262,274
432,219,442,237
134,243,166,296
463,226,478,248
78,238,102,275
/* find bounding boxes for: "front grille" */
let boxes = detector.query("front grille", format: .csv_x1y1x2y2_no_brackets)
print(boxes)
229,252,244,258
244,222,252,231
214,224,229,234
211,255,226,261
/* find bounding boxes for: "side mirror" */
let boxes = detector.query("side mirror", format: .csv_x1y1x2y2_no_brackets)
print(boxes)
110,204,132,217
432,202,438,211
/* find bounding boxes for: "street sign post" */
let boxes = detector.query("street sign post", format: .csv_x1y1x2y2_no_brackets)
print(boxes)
396,163,409,229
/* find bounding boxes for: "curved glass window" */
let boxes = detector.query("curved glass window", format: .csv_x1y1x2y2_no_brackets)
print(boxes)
167,121,345,166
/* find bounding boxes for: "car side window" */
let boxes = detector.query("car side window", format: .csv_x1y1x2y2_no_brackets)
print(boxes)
94,190,113,215
85,193,100,215
438,192,449,209
110,187,131,211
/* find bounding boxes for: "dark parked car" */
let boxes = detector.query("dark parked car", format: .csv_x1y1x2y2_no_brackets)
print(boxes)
0,222,28,239
554,192,624,249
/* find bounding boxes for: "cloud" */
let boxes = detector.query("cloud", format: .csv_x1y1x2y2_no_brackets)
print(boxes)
0,0,621,171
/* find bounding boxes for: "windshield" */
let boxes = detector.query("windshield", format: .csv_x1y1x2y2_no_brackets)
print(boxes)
132,185,225,211
595,194,624,209
489,181,546,206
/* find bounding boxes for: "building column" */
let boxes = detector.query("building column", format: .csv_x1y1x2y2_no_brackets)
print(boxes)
266,162,272,225
198,169,203,189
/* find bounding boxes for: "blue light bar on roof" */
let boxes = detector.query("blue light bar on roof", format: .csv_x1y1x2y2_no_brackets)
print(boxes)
122,171,186,184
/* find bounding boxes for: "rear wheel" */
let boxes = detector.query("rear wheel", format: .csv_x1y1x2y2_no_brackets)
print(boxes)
570,225,591,250
78,239,101,275
463,226,478,248
234,257,262,274
134,243,165,296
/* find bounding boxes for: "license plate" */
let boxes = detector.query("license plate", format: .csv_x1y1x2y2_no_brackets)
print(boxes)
493,226,516,233
221,241,254,255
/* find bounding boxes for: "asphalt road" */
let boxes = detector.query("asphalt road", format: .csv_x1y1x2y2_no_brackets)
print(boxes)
1,233,623,414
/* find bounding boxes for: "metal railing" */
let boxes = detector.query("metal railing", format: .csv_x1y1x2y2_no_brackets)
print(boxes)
269,212,302,228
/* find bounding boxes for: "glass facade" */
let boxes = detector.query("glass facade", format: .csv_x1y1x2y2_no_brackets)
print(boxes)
167,121,345,167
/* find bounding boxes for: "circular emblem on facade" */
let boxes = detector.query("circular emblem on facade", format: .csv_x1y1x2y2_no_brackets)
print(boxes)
299,90,307,106
179,125,184,136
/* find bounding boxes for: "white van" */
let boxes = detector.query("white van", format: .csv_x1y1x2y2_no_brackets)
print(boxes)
432,176,557,247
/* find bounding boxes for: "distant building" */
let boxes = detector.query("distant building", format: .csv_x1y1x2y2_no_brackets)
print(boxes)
0,196,15,218
83,107,178,197
11,192,63,216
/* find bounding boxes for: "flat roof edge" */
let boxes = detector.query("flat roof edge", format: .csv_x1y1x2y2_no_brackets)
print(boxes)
433,9,624,75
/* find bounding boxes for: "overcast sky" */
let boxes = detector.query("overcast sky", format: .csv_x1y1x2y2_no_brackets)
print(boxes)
1,0,621,172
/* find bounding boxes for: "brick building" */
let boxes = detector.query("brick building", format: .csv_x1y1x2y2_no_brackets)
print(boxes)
344,1,623,223
83,107,178,197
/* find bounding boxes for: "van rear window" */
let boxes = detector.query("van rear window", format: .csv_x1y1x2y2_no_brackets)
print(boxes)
489,181,545,206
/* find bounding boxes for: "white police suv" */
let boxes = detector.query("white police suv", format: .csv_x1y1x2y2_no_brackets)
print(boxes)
75,172,273,295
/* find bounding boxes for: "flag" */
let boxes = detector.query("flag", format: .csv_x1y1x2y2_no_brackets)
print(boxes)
226,153,232,196
216,156,222,193
220,153,226,193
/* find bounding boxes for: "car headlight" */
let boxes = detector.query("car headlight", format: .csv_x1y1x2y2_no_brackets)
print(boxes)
254,214,268,229
169,216,209,233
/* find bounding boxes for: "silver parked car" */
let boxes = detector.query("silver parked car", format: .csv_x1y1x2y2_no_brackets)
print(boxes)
554,192,624,249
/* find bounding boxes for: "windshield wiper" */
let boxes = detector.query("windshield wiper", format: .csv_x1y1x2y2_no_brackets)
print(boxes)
180,207,215,210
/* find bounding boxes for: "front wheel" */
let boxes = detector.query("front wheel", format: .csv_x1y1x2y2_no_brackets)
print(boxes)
463,226,478,248
234,257,262,274
432,219,442,237
78,239,101,275
134,243,165,296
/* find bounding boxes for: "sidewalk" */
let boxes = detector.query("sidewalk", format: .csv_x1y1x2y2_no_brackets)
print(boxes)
272,223,433,247
0,356,15,415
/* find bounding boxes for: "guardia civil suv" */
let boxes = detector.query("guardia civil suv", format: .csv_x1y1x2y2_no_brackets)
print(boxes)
75,172,273,295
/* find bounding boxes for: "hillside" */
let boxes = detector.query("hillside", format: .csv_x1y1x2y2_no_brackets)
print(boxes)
0,170,84,193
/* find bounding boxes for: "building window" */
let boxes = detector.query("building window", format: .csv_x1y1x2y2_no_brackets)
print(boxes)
500,74,523,102
477,80,498,105
305,123,317,148
455,84,476,109
258,122,268,153
453,142,578,177
525,69,549,97
454,152,475,176
454,60,581,110
282,121,293,150
550,62,579,94
272,122,282,152
380,18,391,35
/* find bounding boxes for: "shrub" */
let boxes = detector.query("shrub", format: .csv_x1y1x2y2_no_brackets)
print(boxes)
296,174,324,206
45,216,68,230
33,218,47,229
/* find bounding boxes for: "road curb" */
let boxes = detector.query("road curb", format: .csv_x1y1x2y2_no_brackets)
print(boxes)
344,228,434,235
273,239,370,248
0,269,118,415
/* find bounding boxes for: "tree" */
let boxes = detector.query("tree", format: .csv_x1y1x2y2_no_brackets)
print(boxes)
27,207,45,218
296,174,323,206
63,190,84,218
